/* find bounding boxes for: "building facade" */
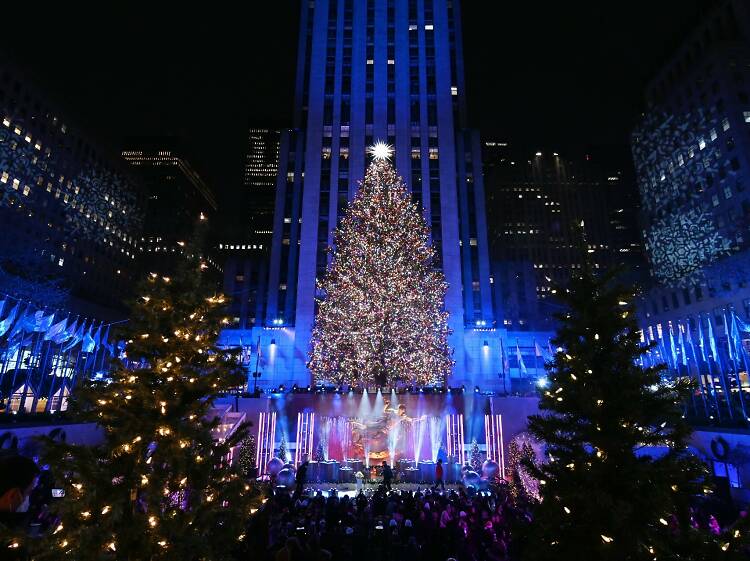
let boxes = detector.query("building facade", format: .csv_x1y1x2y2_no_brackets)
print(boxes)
0,64,144,313
224,0,499,389
484,145,644,331
243,128,280,246
631,0,750,422
121,138,220,275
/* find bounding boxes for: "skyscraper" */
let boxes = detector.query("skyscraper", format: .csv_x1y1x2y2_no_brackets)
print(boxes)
263,0,493,385
243,128,280,245
121,138,220,275
484,145,644,331
0,64,144,313
632,0,750,338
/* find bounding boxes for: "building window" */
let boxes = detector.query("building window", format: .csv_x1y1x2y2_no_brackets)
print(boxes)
722,117,731,131
713,461,741,488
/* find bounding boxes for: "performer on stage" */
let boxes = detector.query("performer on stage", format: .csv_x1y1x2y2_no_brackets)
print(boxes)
293,454,309,502
382,461,393,491
432,458,445,491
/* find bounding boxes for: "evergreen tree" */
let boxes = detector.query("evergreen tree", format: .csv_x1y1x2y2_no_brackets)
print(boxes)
469,438,482,473
278,435,288,463
520,252,735,560
35,249,260,560
313,441,325,462
308,143,453,387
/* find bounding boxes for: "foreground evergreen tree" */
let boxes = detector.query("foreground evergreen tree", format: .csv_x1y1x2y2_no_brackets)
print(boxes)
36,252,259,560
520,254,739,560
308,143,453,387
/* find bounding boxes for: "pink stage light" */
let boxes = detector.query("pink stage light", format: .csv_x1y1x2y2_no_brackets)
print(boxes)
256,411,277,476
484,414,505,478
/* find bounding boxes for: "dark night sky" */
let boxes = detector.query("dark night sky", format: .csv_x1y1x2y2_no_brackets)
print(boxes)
3,2,710,220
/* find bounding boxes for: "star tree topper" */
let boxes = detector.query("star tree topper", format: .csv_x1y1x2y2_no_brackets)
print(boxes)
367,140,394,161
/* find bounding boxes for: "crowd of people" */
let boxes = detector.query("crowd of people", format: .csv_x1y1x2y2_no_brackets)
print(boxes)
246,484,530,561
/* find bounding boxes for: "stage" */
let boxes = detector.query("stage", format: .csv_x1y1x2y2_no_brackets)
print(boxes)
217,392,539,480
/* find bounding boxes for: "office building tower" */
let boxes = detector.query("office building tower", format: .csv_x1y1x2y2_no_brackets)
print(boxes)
0,64,144,313
632,0,750,346
121,138,220,274
243,128,280,245
259,0,493,386
485,146,643,331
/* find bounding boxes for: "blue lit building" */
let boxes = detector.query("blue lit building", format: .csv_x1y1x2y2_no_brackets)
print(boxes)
632,0,750,422
221,0,535,390
0,64,144,314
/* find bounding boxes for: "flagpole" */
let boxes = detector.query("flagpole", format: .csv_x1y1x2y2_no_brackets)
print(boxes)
704,339,723,422
686,322,709,417
727,309,748,419
708,314,733,420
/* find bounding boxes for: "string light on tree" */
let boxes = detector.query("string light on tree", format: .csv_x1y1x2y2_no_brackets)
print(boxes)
308,150,453,387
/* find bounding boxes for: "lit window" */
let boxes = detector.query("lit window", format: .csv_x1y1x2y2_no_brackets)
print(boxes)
425,24,433,30
287,172,294,181
408,24,417,31
387,59,395,65
279,284,287,290
1,117,9,127
24,134,32,143
469,238,478,246
58,258,64,267
698,137,706,150
366,59,374,65
744,111,750,123
710,128,718,141
0,172,7,183
722,117,731,131
22,185,30,196
451,86,458,95
284,217,291,223
12,178,19,190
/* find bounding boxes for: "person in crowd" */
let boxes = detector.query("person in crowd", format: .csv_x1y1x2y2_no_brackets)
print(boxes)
293,454,310,503
432,458,445,491
0,455,39,515
382,461,393,491
0,455,40,561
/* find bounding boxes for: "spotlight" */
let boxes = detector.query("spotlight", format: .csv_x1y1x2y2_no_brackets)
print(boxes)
292,384,298,392
307,386,311,392
279,384,285,392
536,377,549,389
461,385,466,393
474,386,480,393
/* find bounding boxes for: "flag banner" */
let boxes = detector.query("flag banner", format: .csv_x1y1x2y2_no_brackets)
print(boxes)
62,321,87,353
82,324,97,353
54,319,78,345
669,323,678,367
534,341,544,358
0,302,20,337
678,323,687,366
698,317,707,361
516,341,527,375
724,311,734,362
44,317,68,342
707,315,718,360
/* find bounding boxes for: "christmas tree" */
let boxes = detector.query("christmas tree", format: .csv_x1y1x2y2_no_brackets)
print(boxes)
278,435,288,463
35,239,260,560
313,441,325,462
469,438,482,473
520,245,731,560
309,142,452,387
238,434,257,477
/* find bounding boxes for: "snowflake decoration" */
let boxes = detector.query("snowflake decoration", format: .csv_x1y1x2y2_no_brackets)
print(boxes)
644,208,733,287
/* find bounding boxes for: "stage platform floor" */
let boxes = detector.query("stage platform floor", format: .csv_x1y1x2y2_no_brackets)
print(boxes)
291,483,463,498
